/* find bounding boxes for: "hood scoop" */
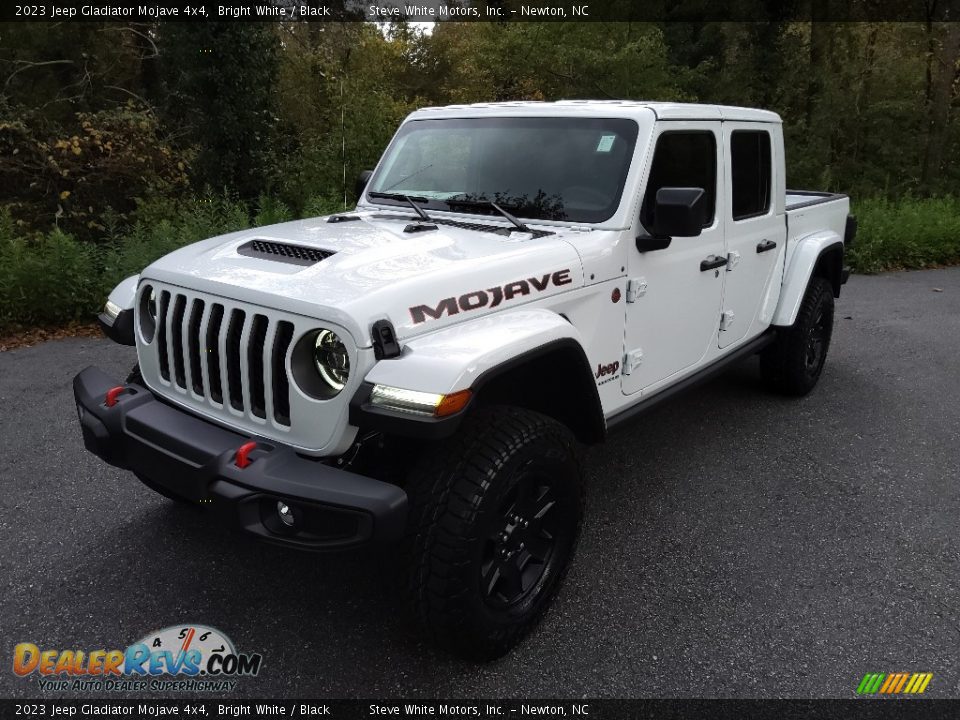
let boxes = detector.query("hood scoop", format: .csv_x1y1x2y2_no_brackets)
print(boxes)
237,239,336,267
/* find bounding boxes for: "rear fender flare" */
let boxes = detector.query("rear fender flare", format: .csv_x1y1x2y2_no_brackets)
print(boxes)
772,233,843,327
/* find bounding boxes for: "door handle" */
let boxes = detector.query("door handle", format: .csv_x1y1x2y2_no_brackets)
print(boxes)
700,255,728,272
756,239,777,253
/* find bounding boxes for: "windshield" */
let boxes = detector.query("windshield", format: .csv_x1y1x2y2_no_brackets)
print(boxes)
367,116,639,224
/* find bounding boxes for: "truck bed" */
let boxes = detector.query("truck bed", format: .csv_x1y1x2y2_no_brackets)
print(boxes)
785,190,850,249
785,190,847,211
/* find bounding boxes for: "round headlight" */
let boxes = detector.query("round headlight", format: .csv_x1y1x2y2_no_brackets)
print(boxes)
138,284,157,343
313,329,350,392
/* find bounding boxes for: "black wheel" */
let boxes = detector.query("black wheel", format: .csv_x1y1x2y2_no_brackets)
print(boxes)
401,406,583,660
761,277,835,396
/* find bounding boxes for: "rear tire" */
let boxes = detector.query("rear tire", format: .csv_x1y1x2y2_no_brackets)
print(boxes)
401,406,583,660
761,277,835,396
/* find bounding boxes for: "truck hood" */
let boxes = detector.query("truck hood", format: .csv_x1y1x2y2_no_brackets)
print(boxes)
141,212,586,346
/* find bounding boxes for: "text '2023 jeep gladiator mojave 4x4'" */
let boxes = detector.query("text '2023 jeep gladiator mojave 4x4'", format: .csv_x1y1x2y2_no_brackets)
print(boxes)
76,101,855,660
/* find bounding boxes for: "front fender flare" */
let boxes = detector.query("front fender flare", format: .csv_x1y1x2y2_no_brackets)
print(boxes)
365,308,588,394
351,309,603,441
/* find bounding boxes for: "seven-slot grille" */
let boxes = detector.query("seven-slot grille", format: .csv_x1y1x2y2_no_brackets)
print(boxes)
154,289,295,426
237,239,335,266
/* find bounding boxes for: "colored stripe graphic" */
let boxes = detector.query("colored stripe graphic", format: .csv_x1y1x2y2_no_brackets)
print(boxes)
857,672,932,694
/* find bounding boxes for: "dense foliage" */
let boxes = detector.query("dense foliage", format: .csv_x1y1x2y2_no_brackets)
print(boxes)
1,19,959,331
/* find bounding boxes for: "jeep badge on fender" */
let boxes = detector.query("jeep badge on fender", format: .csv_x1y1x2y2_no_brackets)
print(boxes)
76,101,853,661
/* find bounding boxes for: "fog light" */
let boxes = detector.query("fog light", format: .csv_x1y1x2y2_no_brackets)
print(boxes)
277,501,295,527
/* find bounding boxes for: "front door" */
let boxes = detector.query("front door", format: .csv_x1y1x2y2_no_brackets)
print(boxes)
622,123,726,396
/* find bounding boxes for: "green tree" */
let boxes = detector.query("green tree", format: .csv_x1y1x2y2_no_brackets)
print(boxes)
159,23,280,200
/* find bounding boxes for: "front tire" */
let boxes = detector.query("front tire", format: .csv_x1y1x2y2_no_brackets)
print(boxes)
401,406,583,660
761,276,835,396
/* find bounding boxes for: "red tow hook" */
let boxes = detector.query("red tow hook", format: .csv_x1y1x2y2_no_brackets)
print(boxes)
234,441,257,469
104,386,126,408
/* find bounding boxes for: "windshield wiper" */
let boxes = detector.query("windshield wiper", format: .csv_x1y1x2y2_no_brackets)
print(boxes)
367,191,432,222
444,198,532,233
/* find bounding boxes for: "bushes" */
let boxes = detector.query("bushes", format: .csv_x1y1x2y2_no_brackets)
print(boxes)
848,197,960,273
0,216,103,330
0,194,260,334
0,105,192,242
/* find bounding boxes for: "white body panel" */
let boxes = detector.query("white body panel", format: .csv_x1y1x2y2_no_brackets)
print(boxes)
717,121,788,348
364,309,583,394
107,274,139,312
113,100,849,456
141,215,585,346
773,194,849,326
621,119,726,396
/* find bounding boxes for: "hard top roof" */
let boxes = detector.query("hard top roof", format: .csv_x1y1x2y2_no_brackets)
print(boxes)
410,100,781,124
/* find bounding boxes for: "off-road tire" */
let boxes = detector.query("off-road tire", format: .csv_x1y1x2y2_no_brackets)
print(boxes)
760,277,835,396
400,406,583,660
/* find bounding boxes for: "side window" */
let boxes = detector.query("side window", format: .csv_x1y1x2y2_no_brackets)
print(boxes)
730,130,772,220
641,131,716,230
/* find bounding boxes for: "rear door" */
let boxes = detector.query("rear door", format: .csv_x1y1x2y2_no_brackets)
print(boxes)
622,123,726,395
718,123,786,348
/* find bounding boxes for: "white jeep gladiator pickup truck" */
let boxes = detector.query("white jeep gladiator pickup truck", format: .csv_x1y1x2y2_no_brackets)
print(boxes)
75,101,855,659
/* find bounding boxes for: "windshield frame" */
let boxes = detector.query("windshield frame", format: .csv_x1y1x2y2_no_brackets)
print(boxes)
361,115,642,226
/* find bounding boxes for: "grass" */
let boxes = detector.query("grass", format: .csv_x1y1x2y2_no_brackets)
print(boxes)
0,195,957,335
848,197,960,274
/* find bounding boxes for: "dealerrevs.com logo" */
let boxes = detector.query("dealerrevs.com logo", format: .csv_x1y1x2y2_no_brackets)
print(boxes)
13,625,263,692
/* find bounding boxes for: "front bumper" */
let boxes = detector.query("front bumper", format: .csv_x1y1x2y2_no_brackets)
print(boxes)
73,366,407,551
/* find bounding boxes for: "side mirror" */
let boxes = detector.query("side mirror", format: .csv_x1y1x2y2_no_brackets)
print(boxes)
651,187,706,238
355,170,373,200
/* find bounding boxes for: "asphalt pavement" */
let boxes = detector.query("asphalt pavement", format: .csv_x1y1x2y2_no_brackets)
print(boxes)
1,268,959,699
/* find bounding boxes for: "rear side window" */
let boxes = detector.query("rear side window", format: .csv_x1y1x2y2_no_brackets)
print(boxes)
641,131,717,230
730,130,772,220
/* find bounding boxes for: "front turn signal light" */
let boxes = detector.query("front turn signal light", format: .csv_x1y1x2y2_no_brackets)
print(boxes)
370,385,472,418
435,389,472,417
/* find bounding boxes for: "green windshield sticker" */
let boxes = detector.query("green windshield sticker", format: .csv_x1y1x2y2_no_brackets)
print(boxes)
596,135,616,152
